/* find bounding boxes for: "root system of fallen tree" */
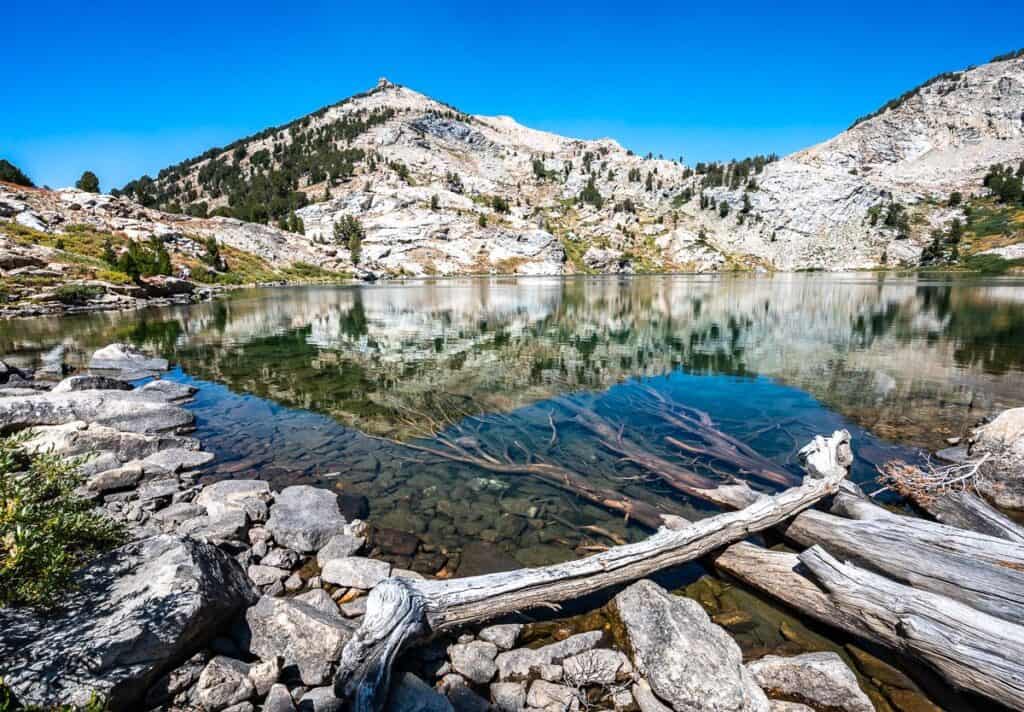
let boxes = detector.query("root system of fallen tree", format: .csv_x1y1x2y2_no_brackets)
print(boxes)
334,431,853,712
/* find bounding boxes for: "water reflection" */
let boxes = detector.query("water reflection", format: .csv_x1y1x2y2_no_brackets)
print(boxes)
4,273,1023,449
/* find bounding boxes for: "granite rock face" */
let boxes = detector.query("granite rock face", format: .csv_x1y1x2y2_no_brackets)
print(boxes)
0,535,255,709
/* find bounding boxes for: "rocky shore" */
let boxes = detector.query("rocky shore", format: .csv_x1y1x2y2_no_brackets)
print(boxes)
0,344,981,712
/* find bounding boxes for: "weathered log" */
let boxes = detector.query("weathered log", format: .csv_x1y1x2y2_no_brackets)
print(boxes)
780,501,1024,623
333,431,853,712
711,542,876,641
799,546,1024,710
917,490,1024,543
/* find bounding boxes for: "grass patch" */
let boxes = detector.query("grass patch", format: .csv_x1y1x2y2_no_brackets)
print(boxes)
0,435,125,609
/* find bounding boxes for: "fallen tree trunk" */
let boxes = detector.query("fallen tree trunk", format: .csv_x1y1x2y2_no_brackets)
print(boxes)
799,546,1024,710
916,490,1024,543
780,501,1024,624
334,431,853,712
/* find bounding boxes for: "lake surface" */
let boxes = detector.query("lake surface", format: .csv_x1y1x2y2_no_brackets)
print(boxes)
4,273,1024,572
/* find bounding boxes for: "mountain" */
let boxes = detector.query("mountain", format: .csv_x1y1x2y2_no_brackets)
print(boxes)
11,50,1024,282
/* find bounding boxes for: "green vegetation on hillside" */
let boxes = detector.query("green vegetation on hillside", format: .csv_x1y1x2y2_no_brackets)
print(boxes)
119,107,395,224
0,160,34,187
693,155,777,190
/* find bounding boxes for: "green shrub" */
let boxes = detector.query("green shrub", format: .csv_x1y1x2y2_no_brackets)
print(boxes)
0,436,124,608
962,254,1018,274
53,283,105,304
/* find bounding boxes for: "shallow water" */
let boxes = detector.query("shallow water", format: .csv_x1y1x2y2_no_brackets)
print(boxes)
4,273,1024,570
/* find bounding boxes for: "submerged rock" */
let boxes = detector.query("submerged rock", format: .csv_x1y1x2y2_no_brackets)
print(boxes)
0,535,255,709
613,579,769,712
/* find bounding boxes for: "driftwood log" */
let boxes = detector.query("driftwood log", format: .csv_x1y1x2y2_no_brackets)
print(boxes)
781,496,1024,623
915,490,1024,543
799,546,1024,710
333,431,853,712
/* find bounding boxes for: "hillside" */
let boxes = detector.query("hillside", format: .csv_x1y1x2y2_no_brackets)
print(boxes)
6,50,1024,286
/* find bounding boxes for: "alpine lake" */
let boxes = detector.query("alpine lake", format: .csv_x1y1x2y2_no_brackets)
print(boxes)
5,272,1024,709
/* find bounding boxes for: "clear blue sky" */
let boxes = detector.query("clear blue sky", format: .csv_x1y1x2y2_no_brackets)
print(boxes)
4,0,1022,190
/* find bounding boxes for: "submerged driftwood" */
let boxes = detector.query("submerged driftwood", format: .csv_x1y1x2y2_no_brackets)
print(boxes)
333,431,853,712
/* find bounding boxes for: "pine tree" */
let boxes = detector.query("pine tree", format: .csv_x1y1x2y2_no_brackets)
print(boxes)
75,171,100,193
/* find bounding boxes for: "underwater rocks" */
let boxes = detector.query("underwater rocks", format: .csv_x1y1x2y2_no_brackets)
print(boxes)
0,535,255,709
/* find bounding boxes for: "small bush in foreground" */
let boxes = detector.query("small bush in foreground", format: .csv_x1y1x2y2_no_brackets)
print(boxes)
0,435,125,608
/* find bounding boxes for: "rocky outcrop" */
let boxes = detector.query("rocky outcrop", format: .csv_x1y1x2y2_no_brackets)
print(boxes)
0,535,255,709
613,579,770,712
970,407,1024,509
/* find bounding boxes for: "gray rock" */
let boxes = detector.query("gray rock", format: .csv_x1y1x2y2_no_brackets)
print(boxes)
478,623,522,651
143,652,207,709
222,703,255,712
448,640,499,684
527,680,579,709
137,378,198,402
632,680,673,712
537,663,563,682
494,630,603,680
338,598,366,618
262,546,301,570
85,462,143,493
267,485,347,552
248,564,289,586
264,683,297,712
745,653,873,712
447,684,492,712
243,595,354,685
51,374,133,393
298,686,344,712
23,420,198,463
285,572,304,591
0,535,254,709
197,479,273,521
180,511,250,544
154,501,207,526
141,447,215,474
321,556,391,589
136,477,180,507
316,532,365,565
490,681,527,711
387,672,454,712
0,390,193,434
562,648,632,686
90,342,169,378
614,579,769,712
196,656,255,711
294,588,341,616
768,703,814,712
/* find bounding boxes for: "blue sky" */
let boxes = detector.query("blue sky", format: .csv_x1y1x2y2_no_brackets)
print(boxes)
4,0,1022,190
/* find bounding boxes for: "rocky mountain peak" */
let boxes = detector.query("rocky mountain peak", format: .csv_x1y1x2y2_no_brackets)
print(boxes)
106,51,1024,278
